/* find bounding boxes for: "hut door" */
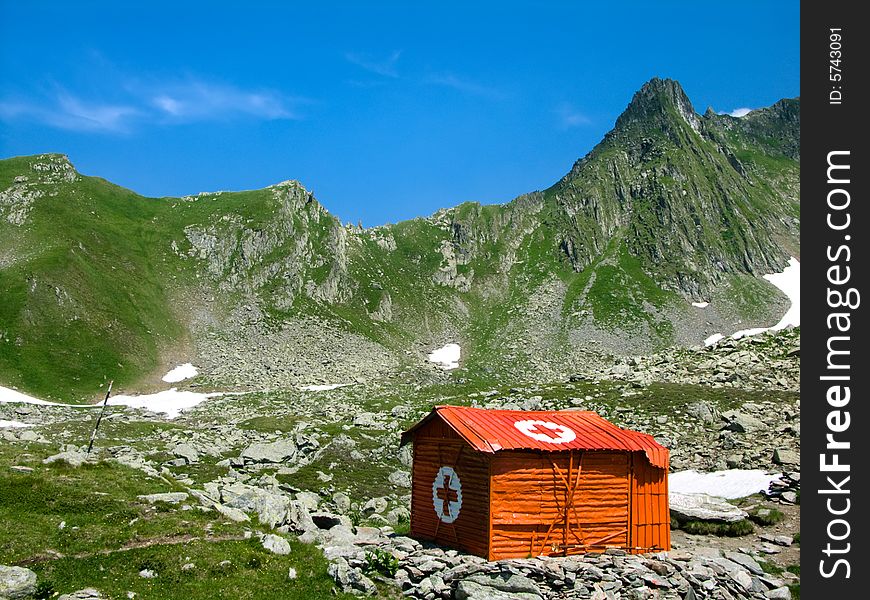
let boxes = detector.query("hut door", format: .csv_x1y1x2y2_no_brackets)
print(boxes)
536,451,631,556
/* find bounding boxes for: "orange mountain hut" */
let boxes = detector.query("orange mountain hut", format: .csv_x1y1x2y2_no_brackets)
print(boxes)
400,406,670,560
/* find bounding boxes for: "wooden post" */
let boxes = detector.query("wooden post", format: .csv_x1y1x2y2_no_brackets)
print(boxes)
86,380,114,455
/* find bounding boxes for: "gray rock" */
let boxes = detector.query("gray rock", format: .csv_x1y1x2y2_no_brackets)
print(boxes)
780,491,798,504
333,491,351,512
725,552,764,575
772,449,799,465
172,444,199,464
295,491,320,511
285,501,317,533
57,589,105,599
729,569,753,591
214,503,250,522
220,482,291,529
352,412,379,428
388,469,411,488
240,439,297,463
766,587,792,599
670,492,748,522
43,450,88,467
687,402,716,423
386,506,410,526
362,496,388,515
722,410,765,433
262,534,292,555
0,565,37,599
138,569,157,579
461,573,543,598
138,492,189,504
455,580,542,600
327,557,377,596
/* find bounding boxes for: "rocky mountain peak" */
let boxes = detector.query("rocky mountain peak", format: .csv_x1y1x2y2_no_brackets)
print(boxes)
614,77,701,133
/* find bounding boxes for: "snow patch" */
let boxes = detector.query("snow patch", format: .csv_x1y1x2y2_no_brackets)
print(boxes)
428,343,461,370
162,363,198,383
107,388,225,419
0,419,33,428
300,383,352,392
692,302,709,308
0,385,98,408
703,333,724,346
705,257,800,346
669,469,783,500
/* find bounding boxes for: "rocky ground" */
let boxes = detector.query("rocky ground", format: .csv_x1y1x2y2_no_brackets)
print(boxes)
0,328,800,599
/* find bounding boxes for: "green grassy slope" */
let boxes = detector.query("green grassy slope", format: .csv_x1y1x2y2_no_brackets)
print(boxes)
0,79,800,400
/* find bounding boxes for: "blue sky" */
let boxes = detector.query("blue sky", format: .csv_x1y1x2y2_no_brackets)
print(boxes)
0,1,799,226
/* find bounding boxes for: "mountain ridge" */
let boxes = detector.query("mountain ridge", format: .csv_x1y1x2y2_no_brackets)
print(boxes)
0,78,800,401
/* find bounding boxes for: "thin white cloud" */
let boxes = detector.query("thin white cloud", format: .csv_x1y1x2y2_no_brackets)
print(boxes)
425,72,505,99
0,76,304,134
146,80,301,122
556,102,591,128
0,92,140,133
726,107,753,118
345,50,402,78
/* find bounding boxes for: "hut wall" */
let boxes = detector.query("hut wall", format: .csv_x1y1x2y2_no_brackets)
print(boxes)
409,420,491,557
489,450,631,560
630,452,670,553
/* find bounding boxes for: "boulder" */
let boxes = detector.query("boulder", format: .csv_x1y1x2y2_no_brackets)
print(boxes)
724,552,764,575
138,492,189,504
240,439,297,463
214,503,250,522
220,482,291,529
332,491,351,512
388,470,411,488
327,557,377,596
172,444,199,464
43,450,88,468
262,534,292,555
362,496,388,515
772,449,799,465
295,491,320,511
721,411,765,433
0,565,37,599
670,492,748,523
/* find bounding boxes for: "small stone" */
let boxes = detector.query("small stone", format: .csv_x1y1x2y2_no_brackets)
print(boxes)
138,569,157,579
262,534,292,555
780,491,798,504
287,567,297,580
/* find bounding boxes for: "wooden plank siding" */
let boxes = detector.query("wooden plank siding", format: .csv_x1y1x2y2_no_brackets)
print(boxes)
410,420,491,557
630,452,671,553
489,451,632,560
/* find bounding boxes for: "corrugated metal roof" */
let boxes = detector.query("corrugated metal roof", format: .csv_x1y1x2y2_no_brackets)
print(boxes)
401,405,668,469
